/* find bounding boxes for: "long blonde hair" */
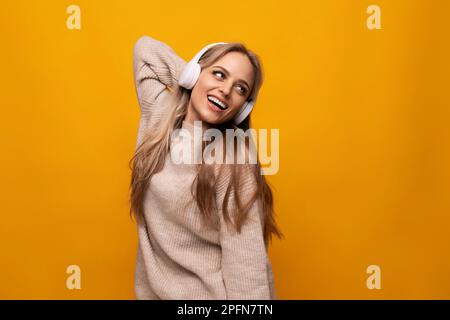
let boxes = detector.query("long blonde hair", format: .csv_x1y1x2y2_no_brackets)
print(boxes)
129,42,283,246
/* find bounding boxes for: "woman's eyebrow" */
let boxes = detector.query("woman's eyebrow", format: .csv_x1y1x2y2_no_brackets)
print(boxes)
213,65,250,88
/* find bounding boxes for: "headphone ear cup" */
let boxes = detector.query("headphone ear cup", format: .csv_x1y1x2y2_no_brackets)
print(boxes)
233,100,255,125
179,42,227,89
179,63,201,89
190,64,201,89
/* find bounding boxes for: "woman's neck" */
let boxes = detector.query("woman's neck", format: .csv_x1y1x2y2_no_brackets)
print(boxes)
183,114,211,132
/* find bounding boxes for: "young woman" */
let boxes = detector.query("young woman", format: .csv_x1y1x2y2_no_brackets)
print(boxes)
129,35,283,300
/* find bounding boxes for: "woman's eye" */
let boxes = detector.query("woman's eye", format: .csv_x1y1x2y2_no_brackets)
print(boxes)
213,70,247,95
213,71,224,79
237,85,247,95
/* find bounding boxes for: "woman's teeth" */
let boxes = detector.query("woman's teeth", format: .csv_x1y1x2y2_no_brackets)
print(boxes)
207,95,228,110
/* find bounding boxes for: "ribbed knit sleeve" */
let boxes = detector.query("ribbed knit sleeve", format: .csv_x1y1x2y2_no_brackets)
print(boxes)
216,165,276,300
132,35,186,147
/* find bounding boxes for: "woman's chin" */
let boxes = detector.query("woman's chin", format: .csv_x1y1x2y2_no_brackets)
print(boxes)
199,110,225,125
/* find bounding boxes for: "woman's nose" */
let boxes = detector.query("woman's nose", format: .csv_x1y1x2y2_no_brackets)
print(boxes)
219,83,232,97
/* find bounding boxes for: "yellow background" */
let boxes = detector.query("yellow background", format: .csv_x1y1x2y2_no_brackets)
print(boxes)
1,0,449,299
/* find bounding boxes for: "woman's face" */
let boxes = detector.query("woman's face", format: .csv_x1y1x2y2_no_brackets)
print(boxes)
186,51,255,127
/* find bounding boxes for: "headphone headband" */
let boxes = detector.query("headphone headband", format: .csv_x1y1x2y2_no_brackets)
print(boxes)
191,42,227,63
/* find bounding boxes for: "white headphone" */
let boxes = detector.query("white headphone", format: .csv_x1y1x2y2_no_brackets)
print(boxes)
178,42,256,125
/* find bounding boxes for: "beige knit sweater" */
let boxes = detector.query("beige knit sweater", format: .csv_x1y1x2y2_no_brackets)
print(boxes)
132,35,276,300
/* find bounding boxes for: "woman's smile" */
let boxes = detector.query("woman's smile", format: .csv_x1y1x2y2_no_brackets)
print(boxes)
206,95,228,113
207,99,226,113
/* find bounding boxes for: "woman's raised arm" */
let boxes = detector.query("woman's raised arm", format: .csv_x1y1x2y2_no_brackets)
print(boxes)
133,35,186,119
